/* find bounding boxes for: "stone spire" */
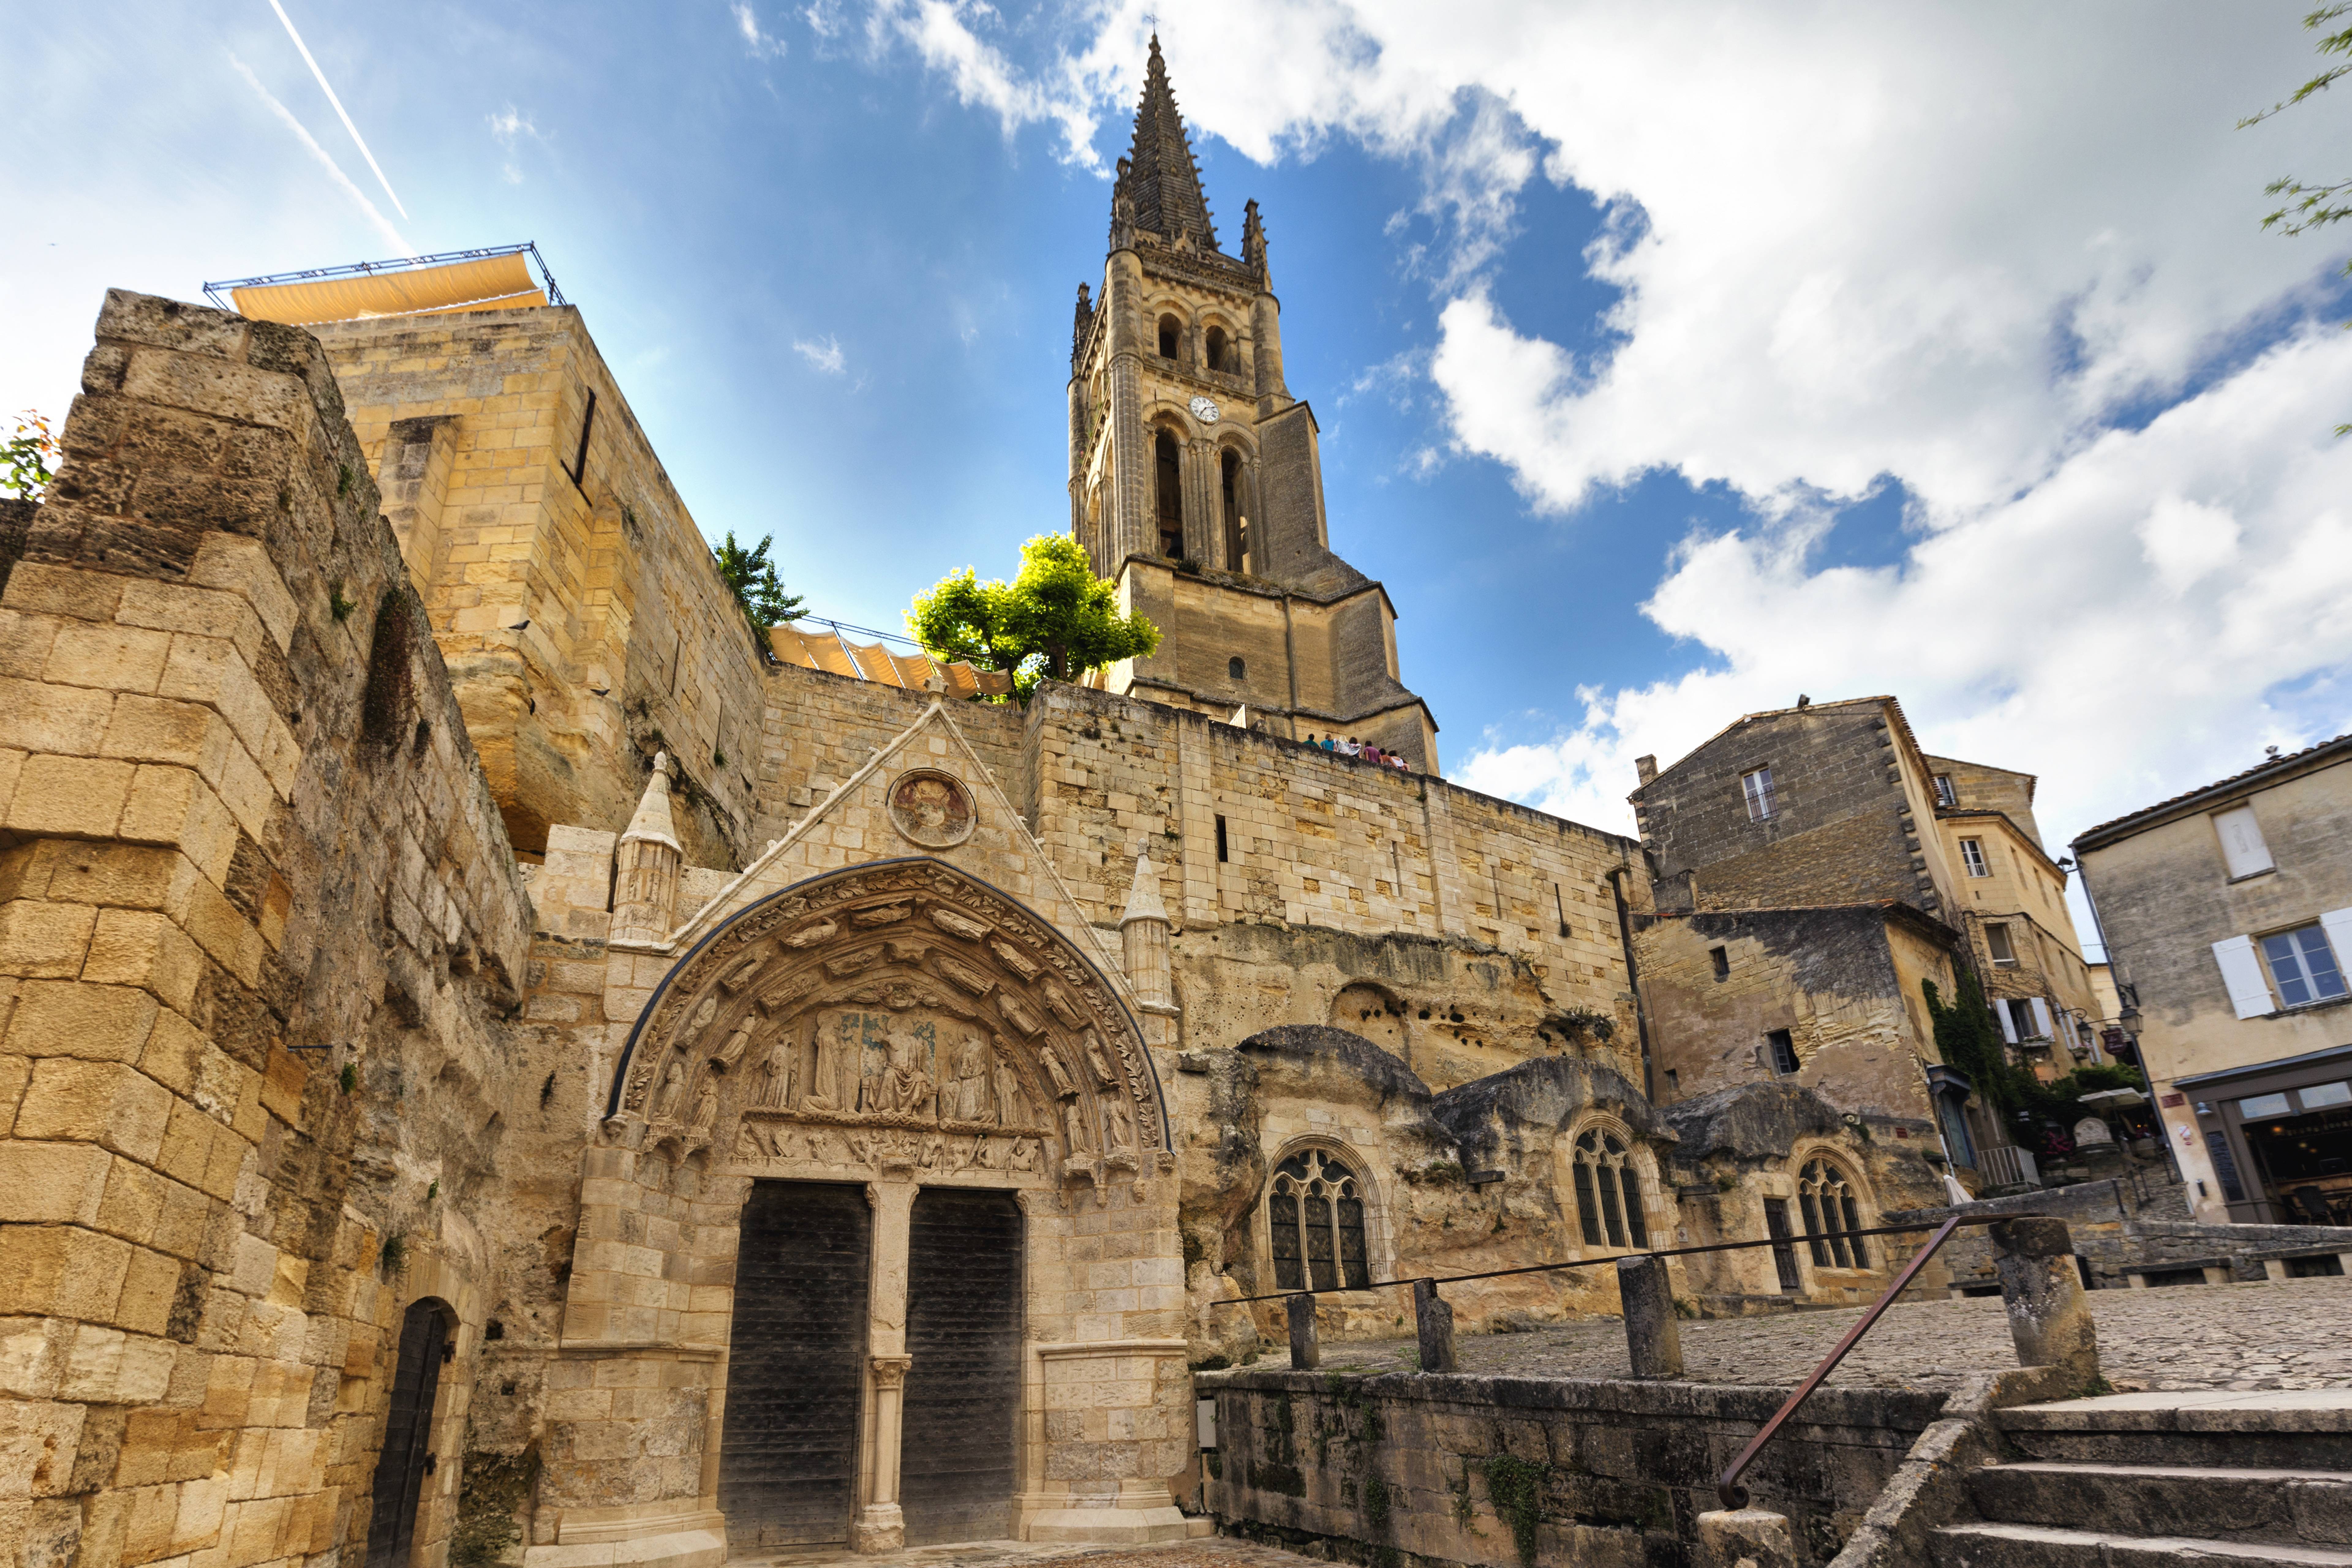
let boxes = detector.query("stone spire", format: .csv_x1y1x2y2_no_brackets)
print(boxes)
611,751,683,946
1115,36,1219,254
1120,852,1174,1016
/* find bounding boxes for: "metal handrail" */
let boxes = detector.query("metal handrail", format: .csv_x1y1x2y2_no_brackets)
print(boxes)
1210,1216,2003,1307
1715,1211,2034,1509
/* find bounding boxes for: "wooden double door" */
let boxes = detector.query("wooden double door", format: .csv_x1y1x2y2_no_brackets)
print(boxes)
718,1182,1023,1549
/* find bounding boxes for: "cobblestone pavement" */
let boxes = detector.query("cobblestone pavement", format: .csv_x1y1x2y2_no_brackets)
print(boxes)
732,1540,1314,1568
1278,1277,2352,1392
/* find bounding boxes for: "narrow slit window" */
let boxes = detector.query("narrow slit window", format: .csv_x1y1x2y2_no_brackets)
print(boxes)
1215,814,1228,863
1710,945,1730,980
568,389,597,487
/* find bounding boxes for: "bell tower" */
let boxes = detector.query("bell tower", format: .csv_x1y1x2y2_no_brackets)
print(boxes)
1067,38,1440,771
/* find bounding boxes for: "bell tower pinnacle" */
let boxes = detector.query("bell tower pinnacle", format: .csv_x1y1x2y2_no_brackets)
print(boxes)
1064,38,1438,770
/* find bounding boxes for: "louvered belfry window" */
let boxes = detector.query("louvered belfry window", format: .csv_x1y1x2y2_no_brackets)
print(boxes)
1268,1151,1370,1291
1571,1129,1649,1250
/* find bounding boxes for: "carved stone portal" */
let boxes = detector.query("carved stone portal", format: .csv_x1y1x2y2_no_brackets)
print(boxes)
614,860,1161,1191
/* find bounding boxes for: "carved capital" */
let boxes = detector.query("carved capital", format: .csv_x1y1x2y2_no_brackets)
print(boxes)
869,1355,914,1389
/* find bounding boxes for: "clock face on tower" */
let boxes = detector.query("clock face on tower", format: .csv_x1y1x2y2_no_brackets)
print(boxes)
1188,395,1220,425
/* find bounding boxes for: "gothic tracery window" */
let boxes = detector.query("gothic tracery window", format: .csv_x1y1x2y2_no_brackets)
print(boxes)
1267,1150,1370,1291
1570,1128,1650,1250
1799,1158,1868,1269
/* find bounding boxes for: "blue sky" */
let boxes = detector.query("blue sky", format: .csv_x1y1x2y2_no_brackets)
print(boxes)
10,1,2352,952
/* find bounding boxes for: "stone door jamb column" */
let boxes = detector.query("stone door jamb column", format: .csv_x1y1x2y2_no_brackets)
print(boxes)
853,1177,918,1552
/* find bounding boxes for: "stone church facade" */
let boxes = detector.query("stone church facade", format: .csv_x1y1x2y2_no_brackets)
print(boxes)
0,46,1943,1568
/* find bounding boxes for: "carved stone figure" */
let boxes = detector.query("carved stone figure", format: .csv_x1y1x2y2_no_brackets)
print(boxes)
920,1135,948,1170
783,919,837,948
754,1033,796,1109
805,1017,851,1112
650,1058,687,1122
1082,1028,1118,1087
1062,1097,1094,1156
688,1077,719,1137
948,1033,992,1122
732,1123,764,1161
713,1016,756,1070
689,995,718,1034
992,1052,1028,1126
864,1026,936,1117
807,1130,842,1166
1009,1137,1040,1174
1104,1095,1136,1152
1039,1041,1079,1100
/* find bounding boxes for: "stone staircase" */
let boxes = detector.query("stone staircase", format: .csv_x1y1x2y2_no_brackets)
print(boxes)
1931,1392,2352,1567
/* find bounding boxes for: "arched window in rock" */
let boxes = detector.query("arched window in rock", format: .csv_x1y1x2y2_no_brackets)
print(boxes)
1268,1150,1370,1291
1570,1128,1650,1250
1158,315,1182,359
1155,430,1184,558
1204,325,1229,372
1799,1158,1868,1268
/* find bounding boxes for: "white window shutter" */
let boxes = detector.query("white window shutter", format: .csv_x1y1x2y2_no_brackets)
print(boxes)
2321,907,2352,966
2030,998,2052,1038
1997,1000,2018,1043
2212,935,2275,1019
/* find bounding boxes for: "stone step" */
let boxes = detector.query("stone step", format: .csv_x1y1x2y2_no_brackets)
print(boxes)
1932,1520,2352,1568
1969,1461,2352,1547
1996,1395,2352,1470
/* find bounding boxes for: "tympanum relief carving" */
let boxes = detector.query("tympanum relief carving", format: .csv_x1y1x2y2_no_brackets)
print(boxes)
610,862,1162,1197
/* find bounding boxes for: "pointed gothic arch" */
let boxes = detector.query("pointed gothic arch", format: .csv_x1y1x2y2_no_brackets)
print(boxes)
604,856,1170,1180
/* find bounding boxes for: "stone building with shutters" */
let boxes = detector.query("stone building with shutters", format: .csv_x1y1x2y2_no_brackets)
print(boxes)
2073,731,2352,1225
0,45,1930,1568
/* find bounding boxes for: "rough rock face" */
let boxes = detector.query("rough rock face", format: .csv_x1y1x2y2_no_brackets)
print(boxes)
1664,1080,1851,1166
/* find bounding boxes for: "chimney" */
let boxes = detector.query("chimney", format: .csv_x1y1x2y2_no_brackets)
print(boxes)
1635,754,1658,786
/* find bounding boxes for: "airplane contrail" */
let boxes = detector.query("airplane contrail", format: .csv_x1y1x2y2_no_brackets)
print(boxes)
228,52,409,255
265,0,409,220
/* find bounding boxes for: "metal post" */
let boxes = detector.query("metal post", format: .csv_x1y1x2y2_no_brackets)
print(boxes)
1617,1254,1684,1378
1412,1278,1457,1373
1285,1293,1320,1370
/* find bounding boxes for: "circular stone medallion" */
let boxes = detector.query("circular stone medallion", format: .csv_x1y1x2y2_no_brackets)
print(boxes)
888,768,977,848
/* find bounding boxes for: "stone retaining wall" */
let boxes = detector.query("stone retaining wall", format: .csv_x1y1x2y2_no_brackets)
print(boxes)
1200,1367,1948,1568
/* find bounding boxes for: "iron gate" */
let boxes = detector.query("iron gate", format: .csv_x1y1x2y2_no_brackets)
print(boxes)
718,1181,872,1547
900,1188,1022,1544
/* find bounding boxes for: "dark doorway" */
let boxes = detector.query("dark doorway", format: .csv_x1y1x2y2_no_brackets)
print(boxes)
366,1298,452,1568
1762,1199,1803,1293
719,1182,873,1549
901,1188,1023,1545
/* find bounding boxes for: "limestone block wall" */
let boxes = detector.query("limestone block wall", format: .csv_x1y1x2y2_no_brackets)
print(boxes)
1012,683,1645,1084
1636,906,1958,1124
1202,1368,1948,1568
313,309,768,869
1,291,533,1568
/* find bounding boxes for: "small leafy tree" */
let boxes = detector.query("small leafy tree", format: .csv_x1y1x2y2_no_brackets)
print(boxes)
3,410,58,500
907,534,1160,702
2243,4,2352,431
712,532,805,641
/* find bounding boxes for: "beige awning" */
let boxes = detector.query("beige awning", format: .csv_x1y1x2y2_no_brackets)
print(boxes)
232,253,543,325
768,622,1012,698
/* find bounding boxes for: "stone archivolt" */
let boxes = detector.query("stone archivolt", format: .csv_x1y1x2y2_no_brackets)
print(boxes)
610,860,1163,1191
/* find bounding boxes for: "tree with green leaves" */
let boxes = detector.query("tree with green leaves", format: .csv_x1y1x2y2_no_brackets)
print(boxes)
3,410,57,500
712,532,805,642
907,534,1160,702
2244,4,2352,431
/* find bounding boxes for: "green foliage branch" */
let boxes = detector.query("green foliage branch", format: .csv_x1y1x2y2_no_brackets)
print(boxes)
1923,972,2149,1131
711,531,805,642
3,410,58,500
907,534,1160,702
2243,5,2352,431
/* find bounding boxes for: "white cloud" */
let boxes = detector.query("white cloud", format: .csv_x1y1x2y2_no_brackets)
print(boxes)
488,106,543,184
794,333,846,373
733,3,790,59
227,53,408,254
855,0,2352,862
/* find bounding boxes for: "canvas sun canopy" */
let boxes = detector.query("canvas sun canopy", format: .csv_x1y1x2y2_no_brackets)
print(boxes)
232,253,546,325
768,623,1012,699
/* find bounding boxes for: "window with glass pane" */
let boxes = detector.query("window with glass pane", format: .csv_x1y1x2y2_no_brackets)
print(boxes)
1985,923,2016,964
1935,775,1957,807
1800,1159,1867,1268
1742,767,1777,821
1572,1130,1648,1249
2260,924,2346,1007
1960,839,1990,877
1266,1151,1370,1291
